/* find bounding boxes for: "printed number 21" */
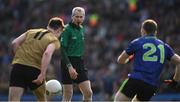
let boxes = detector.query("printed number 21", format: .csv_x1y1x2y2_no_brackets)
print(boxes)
143,43,165,64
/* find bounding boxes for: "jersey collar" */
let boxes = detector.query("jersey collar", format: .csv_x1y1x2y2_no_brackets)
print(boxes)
69,22,82,29
144,34,157,39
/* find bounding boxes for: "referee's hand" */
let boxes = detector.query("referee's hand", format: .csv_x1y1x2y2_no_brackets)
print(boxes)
68,67,78,79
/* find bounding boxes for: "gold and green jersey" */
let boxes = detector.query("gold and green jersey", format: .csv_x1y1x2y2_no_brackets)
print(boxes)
12,28,60,69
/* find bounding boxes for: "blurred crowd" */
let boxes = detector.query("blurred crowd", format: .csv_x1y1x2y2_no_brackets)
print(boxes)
0,0,180,100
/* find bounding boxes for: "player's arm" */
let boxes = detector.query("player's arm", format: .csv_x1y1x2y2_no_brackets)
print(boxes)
117,51,134,64
32,43,56,84
118,39,137,64
164,54,180,87
11,33,27,54
171,54,180,81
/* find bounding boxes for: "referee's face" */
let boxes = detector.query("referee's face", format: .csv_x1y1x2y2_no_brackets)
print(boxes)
72,11,85,26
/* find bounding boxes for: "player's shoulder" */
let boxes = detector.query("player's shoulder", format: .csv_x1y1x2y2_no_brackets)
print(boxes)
156,38,164,43
155,38,169,46
155,38,172,48
32,29,56,41
131,37,142,44
27,28,45,32
45,32,57,40
26,28,47,36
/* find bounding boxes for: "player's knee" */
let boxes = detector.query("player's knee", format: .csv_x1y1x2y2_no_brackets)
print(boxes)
8,95,20,101
83,90,93,102
84,89,93,98
8,92,21,101
63,89,73,97
62,90,73,101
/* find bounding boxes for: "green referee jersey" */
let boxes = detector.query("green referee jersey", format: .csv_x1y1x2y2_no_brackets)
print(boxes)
60,22,84,66
60,23,84,67
60,22,84,56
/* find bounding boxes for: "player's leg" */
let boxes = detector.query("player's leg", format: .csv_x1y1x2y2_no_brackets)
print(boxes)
8,87,24,101
26,66,47,101
61,68,74,101
132,95,140,102
32,83,47,101
78,80,93,102
114,89,131,101
114,78,137,101
8,64,26,101
62,84,73,101
174,66,180,81
136,81,157,101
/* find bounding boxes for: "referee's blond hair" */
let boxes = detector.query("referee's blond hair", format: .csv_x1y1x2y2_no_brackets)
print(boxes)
71,7,85,17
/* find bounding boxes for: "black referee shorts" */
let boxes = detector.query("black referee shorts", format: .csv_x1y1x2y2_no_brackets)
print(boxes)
9,64,43,90
61,56,89,84
120,78,157,101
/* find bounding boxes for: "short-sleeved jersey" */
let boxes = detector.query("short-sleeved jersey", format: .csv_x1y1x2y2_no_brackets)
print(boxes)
125,35,175,86
12,28,60,69
60,22,84,57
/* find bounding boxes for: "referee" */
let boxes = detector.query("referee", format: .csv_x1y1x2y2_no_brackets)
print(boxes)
60,7,93,101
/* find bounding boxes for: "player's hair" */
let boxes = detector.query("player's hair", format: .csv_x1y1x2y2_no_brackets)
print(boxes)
48,17,64,30
142,19,157,34
71,7,85,17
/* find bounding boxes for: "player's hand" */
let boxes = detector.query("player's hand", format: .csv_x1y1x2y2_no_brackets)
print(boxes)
68,67,78,80
126,54,134,63
32,73,45,85
129,54,134,62
164,79,178,88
